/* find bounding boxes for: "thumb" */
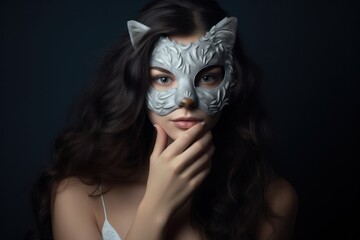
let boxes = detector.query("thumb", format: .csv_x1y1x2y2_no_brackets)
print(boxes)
151,124,168,159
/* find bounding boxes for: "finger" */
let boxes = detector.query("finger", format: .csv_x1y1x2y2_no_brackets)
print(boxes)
172,131,213,173
188,166,211,191
165,122,206,155
181,131,212,161
182,145,214,180
151,124,168,159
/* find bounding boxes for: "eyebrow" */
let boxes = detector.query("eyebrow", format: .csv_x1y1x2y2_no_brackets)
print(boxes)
203,65,222,72
197,65,224,75
150,67,172,75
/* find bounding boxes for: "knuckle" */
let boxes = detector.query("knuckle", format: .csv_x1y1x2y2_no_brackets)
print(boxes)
150,154,158,162
170,162,181,174
189,178,202,190
179,173,190,182
182,132,193,141
207,131,213,140
161,152,170,160
204,151,211,160
188,180,197,190
194,141,205,150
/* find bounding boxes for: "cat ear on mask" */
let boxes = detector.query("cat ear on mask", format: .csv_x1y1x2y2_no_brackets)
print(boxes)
127,20,151,48
209,17,238,50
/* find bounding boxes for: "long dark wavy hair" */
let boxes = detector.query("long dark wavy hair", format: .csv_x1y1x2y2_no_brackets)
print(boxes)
27,0,275,239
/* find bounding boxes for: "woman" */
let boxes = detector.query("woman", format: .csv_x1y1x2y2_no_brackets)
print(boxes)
29,0,298,239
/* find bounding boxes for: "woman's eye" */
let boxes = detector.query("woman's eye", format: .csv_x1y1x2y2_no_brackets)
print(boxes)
150,75,176,90
153,76,172,85
200,75,216,83
196,73,223,88
157,76,171,84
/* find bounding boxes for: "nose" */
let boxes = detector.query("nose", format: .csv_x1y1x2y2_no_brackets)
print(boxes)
179,98,197,109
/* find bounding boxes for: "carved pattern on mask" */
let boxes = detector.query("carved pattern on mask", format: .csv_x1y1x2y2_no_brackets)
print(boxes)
140,17,238,116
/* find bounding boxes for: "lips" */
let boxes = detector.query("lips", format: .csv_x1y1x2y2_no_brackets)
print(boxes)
171,117,202,129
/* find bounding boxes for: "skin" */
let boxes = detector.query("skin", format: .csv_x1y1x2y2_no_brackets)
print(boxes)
51,33,298,240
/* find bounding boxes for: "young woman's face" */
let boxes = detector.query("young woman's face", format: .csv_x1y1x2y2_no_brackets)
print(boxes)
147,33,222,140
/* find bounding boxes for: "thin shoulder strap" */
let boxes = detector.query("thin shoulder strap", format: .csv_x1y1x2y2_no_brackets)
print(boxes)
99,185,108,220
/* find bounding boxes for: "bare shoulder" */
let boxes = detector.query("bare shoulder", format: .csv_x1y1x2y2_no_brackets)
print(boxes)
53,177,98,195
265,176,298,218
51,177,99,211
257,177,298,240
51,177,102,240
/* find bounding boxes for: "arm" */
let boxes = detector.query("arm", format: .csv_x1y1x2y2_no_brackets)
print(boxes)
51,178,102,240
124,123,213,240
257,177,298,240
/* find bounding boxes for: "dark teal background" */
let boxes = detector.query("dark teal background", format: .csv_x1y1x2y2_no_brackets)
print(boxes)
1,0,359,239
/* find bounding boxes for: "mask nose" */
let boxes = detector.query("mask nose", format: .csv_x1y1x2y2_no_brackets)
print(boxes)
176,77,198,110
180,98,197,109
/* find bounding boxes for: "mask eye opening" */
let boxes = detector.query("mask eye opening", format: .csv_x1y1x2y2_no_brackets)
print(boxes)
195,65,225,89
